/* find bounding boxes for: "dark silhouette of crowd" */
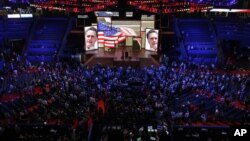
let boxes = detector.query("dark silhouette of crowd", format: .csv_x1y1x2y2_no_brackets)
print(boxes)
0,55,250,141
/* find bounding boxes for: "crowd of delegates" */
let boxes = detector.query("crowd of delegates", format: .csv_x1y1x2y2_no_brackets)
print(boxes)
0,55,250,141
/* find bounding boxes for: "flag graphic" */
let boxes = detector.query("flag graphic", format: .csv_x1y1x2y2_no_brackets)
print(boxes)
98,22,138,48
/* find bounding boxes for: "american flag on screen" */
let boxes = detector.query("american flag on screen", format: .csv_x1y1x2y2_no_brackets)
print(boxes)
98,22,137,48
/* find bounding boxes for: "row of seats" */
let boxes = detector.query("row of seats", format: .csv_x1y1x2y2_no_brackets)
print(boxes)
0,18,33,50
26,18,69,62
178,19,218,64
214,17,250,40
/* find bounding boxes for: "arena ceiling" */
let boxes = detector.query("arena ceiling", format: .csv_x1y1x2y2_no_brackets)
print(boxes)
5,0,243,14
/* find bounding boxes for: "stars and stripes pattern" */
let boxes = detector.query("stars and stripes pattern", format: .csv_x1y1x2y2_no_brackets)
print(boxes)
98,22,138,48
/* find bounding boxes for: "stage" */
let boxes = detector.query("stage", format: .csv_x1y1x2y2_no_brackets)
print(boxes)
84,47,160,68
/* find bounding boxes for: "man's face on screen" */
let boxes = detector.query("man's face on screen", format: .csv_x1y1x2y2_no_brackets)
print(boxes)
148,32,158,50
85,30,97,49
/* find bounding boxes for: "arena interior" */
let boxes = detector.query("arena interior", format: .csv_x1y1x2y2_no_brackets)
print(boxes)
0,0,250,141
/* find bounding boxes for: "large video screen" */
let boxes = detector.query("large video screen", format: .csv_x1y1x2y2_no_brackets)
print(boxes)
145,28,159,52
112,20,141,36
97,20,141,48
84,14,157,51
84,26,98,51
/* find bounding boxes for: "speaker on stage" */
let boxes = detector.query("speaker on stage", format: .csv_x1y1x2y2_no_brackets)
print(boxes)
125,52,128,58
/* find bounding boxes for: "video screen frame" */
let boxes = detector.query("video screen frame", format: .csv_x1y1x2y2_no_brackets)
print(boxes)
145,28,159,52
84,26,98,51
